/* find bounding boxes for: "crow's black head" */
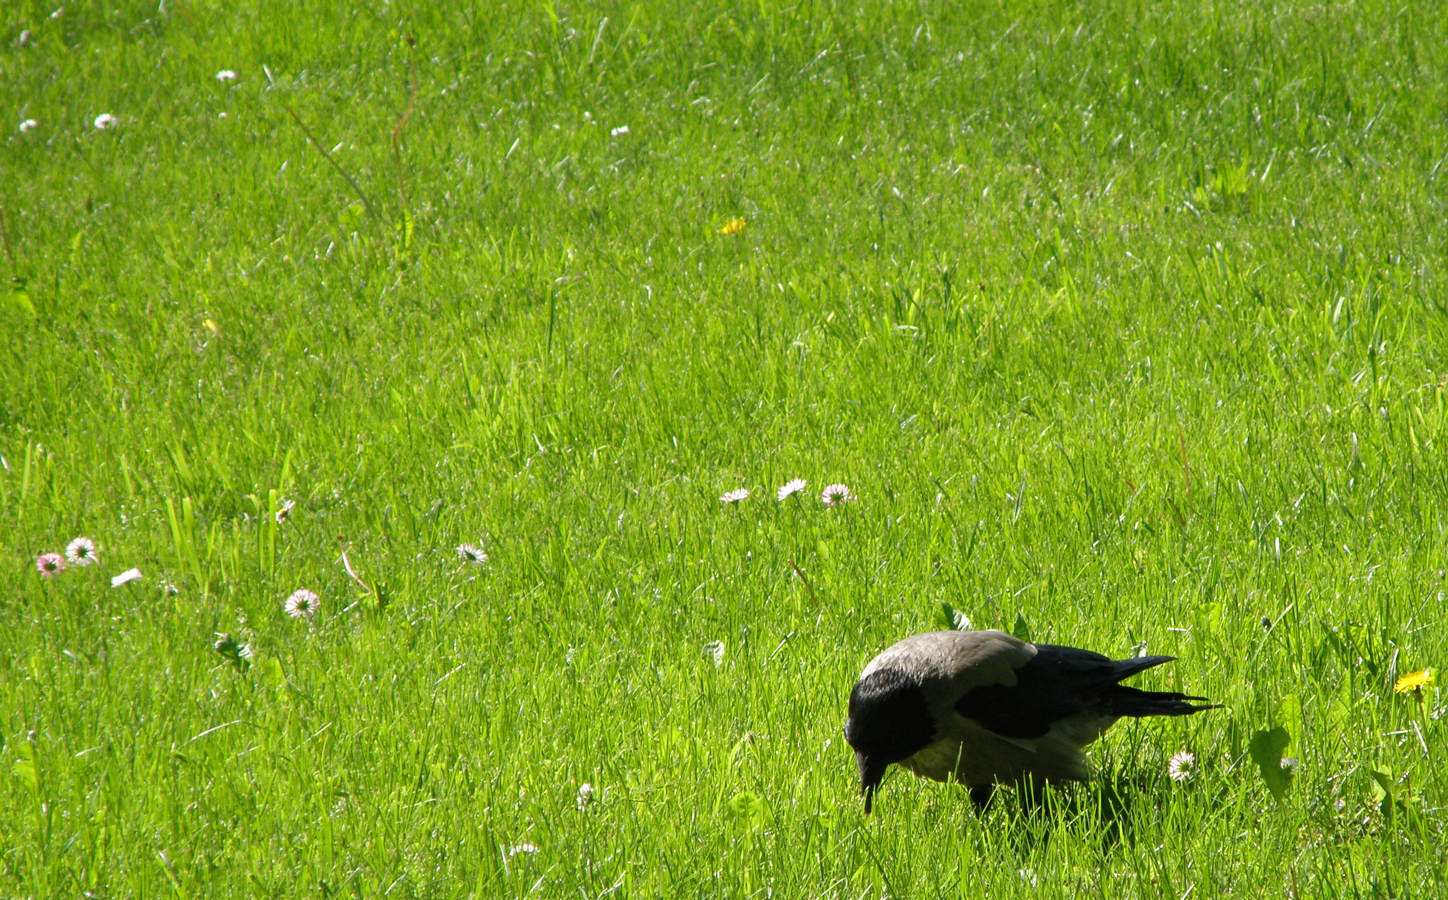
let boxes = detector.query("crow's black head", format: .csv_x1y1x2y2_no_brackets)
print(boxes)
844,667,936,813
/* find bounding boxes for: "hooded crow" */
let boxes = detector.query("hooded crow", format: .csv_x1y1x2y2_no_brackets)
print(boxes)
844,630,1219,813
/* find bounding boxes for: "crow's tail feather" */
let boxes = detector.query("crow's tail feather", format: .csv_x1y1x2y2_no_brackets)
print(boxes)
1106,684,1222,718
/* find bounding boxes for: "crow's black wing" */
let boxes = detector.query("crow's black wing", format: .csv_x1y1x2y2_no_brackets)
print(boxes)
954,645,1177,740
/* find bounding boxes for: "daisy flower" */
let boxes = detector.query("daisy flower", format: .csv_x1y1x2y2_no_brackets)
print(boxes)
275,498,296,524
35,553,65,577
720,488,750,504
821,483,853,506
1395,668,1434,694
1167,751,1196,782
507,843,539,857
284,588,320,619
776,478,807,501
215,69,237,82
19,119,38,133
576,783,594,810
456,543,487,565
110,567,142,587
93,113,117,130
65,537,98,566
609,125,629,137
1280,757,1298,773
718,217,746,237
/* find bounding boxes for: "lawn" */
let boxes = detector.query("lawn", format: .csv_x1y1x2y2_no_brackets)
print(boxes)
3,0,1447,896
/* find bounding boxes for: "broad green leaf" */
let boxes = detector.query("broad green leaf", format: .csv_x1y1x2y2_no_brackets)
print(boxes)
726,791,767,828
1274,694,1301,752
936,601,972,632
12,741,38,793
261,657,286,689
1012,612,1033,643
1249,727,1293,800
1371,767,1396,825
8,291,35,317
1196,601,1224,634
1369,766,1393,803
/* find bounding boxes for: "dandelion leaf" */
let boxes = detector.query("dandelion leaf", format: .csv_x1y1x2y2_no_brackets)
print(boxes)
1370,766,1396,825
1249,726,1293,800
12,742,38,793
261,657,286,690
8,289,35,318
1369,766,1393,803
726,790,766,828
1274,693,1301,752
1012,612,1032,643
936,602,972,632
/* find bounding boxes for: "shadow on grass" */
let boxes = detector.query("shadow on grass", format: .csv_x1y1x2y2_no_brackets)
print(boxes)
976,771,1184,857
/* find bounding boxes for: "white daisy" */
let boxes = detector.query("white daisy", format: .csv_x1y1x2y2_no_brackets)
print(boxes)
720,488,750,504
93,113,117,130
110,567,142,587
576,783,594,810
610,125,629,137
1167,751,1196,782
275,498,296,524
65,537,98,566
215,69,237,82
507,843,539,857
456,543,487,565
821,483,853,506
776,478,807,501
284,588,320,619
19,119,38,133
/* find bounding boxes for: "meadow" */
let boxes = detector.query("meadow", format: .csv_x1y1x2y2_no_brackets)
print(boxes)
3,0,1447,896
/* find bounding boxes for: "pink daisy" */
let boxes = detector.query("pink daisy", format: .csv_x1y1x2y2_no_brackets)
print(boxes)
36,553,65,577
821,483,853,506
66,537,98,566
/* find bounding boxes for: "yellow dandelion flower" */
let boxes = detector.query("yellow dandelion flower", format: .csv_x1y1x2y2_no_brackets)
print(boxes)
718,217,746,237
1394,668,1434,693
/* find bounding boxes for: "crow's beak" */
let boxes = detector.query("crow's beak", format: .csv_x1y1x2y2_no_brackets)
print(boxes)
857,750,888,815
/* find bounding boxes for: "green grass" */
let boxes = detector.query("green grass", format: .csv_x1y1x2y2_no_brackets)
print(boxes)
4,0,1447,896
